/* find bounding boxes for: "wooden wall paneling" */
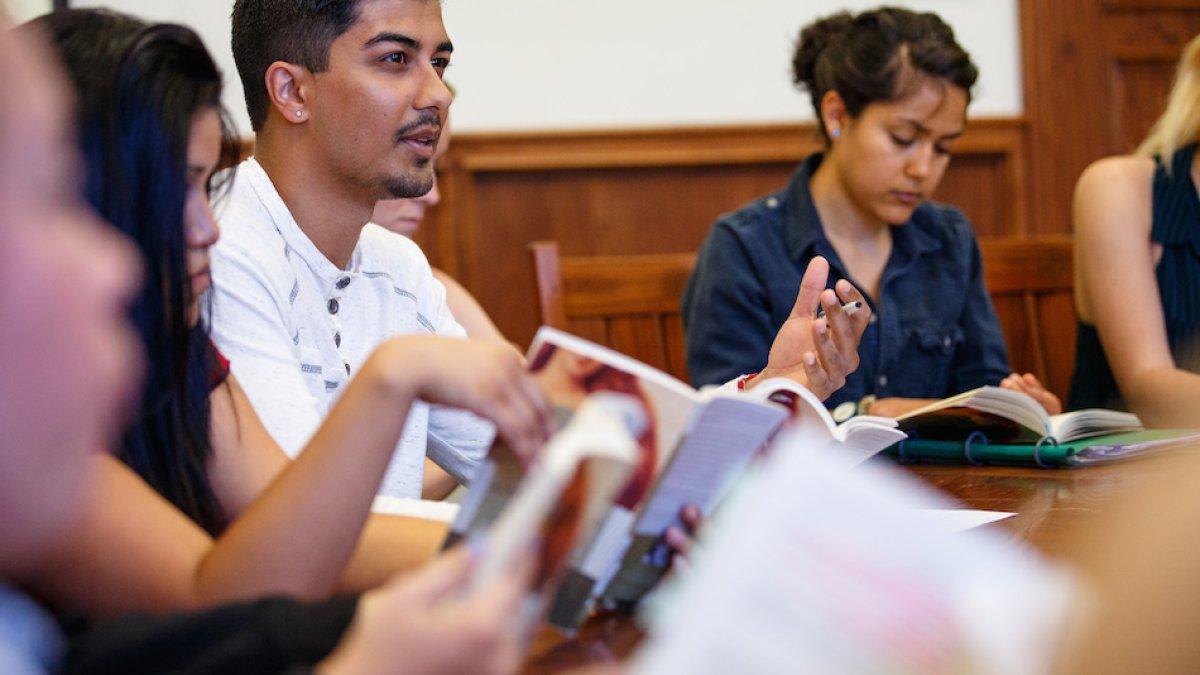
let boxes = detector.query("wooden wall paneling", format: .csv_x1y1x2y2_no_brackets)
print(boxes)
461,163,799,347
1021,0,1200,234
934,121,1029,236
438,161,468,274
1110,49,1182,153
437,120,1026,349
1104,8,1200,150
1020,0,1108,235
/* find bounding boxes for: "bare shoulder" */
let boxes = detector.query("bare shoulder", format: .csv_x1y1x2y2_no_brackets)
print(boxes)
1076,155,1155,200
1074,155,1156,237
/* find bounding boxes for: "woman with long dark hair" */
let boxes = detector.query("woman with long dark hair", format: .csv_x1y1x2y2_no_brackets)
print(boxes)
19,8,554,617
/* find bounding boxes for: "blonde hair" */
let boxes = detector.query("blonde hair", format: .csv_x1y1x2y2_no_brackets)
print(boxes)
1138,33,1200,169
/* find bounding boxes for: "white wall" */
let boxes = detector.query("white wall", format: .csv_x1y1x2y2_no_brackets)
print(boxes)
3,0,52,23
61,0,1021,135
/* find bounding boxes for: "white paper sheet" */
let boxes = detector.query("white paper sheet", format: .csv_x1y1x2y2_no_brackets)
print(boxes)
371,496,460,523
911,508,1016,534
632,428,1074,675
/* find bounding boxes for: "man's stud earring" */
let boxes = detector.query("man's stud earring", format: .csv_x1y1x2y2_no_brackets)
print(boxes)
831,127,841,139
295,110,304,118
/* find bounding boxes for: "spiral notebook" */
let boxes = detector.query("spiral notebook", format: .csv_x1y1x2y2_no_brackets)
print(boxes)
887,429,1200,467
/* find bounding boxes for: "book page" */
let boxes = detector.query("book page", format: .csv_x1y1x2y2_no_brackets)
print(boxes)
1048,409,1142,443
529,327,702,509
599,398,789,606
896,386,1049,442
633,428,1074,675
736,376,837,437
636,398,787,535
465,397,638,636
834,416,907,464
526,328,710,630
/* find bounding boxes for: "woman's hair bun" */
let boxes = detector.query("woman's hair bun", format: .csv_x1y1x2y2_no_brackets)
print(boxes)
792,11,853,91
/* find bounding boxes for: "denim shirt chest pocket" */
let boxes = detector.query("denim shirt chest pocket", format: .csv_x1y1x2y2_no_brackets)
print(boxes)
900,324,965,397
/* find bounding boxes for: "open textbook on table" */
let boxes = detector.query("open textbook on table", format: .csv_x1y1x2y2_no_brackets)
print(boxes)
887,386,1200,466
446,327,905,633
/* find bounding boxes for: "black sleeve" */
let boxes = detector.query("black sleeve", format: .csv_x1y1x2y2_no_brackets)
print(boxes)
65,595,358,675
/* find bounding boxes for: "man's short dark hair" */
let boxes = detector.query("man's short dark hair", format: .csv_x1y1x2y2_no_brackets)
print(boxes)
231,0,363,132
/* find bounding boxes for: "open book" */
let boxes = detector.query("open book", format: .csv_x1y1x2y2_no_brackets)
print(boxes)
451,327,905,633
446,393,641,638
598,365,905,611
896,386,1142,444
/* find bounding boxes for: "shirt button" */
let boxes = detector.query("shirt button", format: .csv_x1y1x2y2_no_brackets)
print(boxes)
943,336,952,348
878,374,888,388
336,276,351,290
344,362,351,375
334,332,342,347
327,298,340,315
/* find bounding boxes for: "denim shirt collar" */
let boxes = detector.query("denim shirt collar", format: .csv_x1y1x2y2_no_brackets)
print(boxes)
784,153,942,266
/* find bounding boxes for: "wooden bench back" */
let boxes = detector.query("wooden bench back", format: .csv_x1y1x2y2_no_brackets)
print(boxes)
979,236,1076,399
530,236,1077,398
529,241,695,382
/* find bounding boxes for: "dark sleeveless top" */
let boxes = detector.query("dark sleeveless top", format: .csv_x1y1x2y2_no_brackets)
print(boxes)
1068,143,1200,411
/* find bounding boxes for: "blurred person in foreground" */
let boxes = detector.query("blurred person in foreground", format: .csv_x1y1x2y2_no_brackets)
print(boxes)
0,9,532,674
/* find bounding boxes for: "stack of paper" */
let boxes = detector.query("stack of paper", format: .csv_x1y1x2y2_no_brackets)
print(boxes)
633,429,1073,674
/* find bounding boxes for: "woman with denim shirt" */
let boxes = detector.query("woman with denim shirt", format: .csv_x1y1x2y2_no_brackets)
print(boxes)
683,7,1060,419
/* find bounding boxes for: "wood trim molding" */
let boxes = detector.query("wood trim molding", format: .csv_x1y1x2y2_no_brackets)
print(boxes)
229,117,1024,179
442,117,1025,172
1110,45,1189,63
1102,0,1200,9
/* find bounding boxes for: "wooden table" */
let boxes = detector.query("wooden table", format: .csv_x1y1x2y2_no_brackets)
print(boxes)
521,453,1193,673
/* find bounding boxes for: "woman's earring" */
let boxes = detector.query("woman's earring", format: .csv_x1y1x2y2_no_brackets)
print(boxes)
295,110,304,118
831,127,841,139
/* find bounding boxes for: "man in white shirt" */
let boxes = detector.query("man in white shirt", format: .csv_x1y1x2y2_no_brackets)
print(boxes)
210,0,522,499
211,0,871,501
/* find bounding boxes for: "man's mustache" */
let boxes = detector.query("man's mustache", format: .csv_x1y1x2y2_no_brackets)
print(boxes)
393,114,442,145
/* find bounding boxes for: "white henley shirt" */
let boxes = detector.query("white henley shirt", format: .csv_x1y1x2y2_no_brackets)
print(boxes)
207,158,494,498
